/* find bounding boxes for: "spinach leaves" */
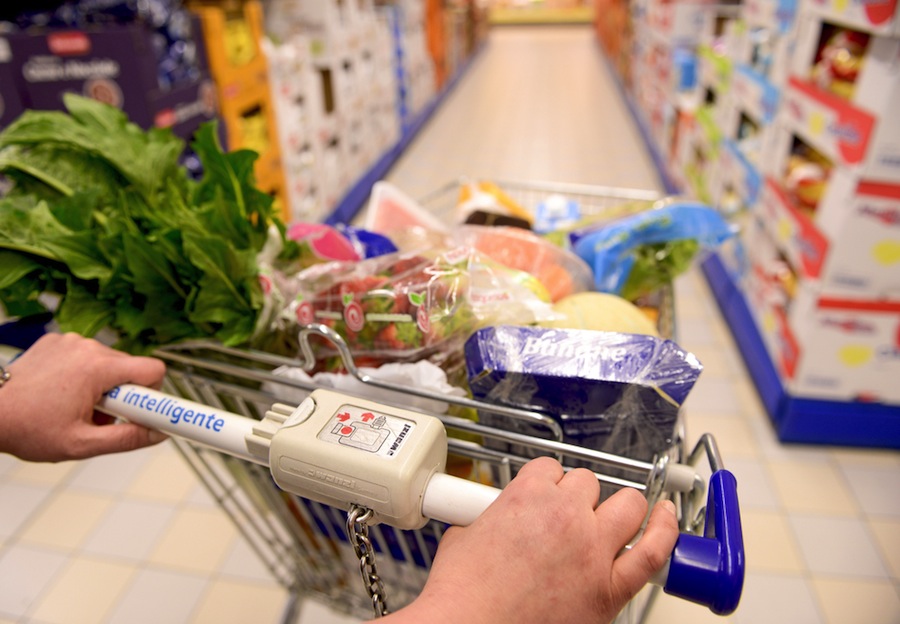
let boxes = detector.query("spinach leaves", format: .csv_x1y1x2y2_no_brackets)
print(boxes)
0,94,287,353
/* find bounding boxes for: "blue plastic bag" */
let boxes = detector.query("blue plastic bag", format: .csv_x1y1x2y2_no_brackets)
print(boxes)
571,203,735,295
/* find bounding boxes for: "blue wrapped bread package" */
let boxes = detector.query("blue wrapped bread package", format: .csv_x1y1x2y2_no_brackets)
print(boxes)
464,325,703,464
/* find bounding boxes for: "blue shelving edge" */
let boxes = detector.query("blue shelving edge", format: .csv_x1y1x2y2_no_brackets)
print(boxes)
324,44,486,226
595,41,900,449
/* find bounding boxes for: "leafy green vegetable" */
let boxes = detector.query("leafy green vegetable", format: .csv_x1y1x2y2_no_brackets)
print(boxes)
0,94,290,353
620,239,700,301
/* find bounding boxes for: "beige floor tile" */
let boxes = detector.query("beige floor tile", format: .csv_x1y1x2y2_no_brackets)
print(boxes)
810,577,900,624
682,343,745,380
125,447,201,504
29,557,136,624
740,509,806,574
189,579,288,624
765,458,860,516
829,447,900,469
686,413,760,460
643,590,735,624
867,518,900,579
8,460,79,487
148,507,239,575
18,490,113,550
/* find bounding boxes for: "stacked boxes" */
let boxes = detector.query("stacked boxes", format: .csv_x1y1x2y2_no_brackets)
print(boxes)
385,0,437,132
260,0,402,222
685,0,897,409
260,0,484,224
670,5,743,206
748,2,900,404
599,0,900,414
708,0,796,218
189,0,286,213
629,0,710,186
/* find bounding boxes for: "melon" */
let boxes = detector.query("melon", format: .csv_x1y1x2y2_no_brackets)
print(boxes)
539,292,659,336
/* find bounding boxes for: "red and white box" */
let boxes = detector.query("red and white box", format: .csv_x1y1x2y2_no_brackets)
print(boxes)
779,18,900,180
758,172,900,299
782,293,900,404
803,0,899,36
744,219,900,404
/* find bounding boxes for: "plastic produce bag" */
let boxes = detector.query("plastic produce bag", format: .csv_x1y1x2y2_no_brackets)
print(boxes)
264,360,468,414
571,203,735,299
451,225,594,303
260,248,557,365
464,325,703,463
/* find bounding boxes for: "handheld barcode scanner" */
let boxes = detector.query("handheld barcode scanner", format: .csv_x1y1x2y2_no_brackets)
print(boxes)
246,390,499,530
98,385,743,616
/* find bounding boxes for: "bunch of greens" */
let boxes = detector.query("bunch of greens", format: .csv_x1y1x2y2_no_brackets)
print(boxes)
0,94,296,353
619,239,700,302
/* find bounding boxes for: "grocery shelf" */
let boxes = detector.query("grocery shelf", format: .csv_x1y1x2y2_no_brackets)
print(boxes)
597,43,900,450
702,253,900,450
323,42,486,225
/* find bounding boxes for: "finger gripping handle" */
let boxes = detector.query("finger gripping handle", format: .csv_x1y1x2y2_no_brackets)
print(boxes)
663,470,744,615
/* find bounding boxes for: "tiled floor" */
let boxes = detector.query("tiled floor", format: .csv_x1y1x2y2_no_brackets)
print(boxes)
1,24,899,624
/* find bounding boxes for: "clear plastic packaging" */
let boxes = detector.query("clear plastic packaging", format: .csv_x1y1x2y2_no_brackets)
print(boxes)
451,225,594,303
464,325,703,462
261,249,557,365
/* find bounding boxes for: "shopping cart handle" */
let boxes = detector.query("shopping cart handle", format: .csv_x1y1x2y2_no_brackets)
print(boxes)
662,469,744,615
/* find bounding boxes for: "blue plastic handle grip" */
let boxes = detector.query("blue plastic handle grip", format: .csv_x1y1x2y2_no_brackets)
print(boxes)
663,469,745,615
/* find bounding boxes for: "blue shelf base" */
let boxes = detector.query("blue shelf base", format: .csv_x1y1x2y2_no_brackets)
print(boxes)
594,39,900,449
325,45,486,226
702,254,900,450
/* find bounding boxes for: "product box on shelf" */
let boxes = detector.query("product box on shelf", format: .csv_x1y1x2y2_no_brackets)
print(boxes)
641,0,711,47
780,17,900,180
682,105,723,204
4,21,216,140
743,215,900,405
264,36,320,221
698,42,733,97
189,0,269,94
802,0,899,36
216,83,284,187
0,37,26,130
703,4,745,48
291,0,385,70
742,0,797,35
758,172,900,298
714,137,764,214
730,64,781,126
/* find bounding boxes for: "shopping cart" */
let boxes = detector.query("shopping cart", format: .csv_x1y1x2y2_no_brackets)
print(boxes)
0,180,739,622
96,179,740,623
100,323,742,623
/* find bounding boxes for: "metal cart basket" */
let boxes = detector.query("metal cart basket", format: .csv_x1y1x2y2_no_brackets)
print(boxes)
149,180,742,623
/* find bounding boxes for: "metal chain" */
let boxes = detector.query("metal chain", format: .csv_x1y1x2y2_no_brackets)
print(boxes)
346,504,389,618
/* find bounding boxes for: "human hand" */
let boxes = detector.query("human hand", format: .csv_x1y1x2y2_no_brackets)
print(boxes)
0,333,168,462
380,456,679,624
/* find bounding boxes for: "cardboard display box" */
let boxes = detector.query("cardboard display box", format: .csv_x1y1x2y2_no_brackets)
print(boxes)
758,173,900,299
5,21,216,141
780,17,900,180
743,215,900,405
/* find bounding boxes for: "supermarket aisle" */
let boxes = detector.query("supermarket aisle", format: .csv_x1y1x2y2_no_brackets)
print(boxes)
1,25,899,624
385,25,663,197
